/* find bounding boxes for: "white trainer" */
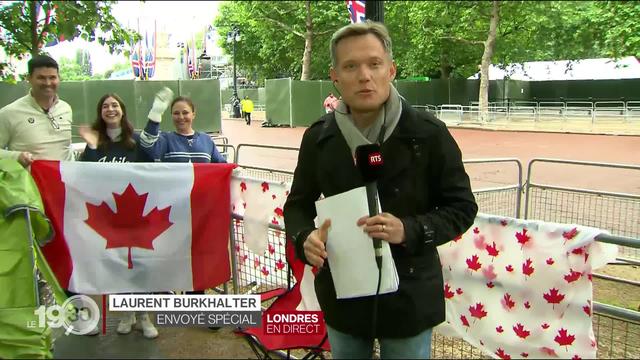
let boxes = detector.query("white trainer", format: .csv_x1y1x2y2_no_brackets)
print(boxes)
138,313,158,339
117,313,136,334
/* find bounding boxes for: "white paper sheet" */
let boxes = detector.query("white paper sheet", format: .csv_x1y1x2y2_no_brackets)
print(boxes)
315,186,399,299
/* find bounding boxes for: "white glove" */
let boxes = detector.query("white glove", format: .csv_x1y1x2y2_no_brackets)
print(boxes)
147,87,174,123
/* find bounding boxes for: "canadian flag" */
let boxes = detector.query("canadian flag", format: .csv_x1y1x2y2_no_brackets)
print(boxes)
30,160,237,294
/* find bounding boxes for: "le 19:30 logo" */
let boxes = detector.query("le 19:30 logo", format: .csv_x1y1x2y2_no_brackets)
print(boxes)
32,295,100,335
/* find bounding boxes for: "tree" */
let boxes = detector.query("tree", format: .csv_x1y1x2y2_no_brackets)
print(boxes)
213,1,347,81
0,1,140,82
75,48,91,76
58,56,90,81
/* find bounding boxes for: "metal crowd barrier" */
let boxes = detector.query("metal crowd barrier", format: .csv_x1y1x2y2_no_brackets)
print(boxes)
462,158,523,218
419,100,640,126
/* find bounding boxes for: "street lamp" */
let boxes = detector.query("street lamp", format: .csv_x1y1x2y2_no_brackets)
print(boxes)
227,25,241,118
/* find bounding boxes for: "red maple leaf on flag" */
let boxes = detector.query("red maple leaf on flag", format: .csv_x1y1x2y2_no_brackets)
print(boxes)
482,264,497,281
240,254,248,264
486,241,499,259
460,315,470,327
456,288,464,295
473,227,480,234
505,264,514,272
261,266,270,276
572,355,581,360
254,257,261,268
486,282,495,288
524,301,531,309
474,234,486,250
554,328,576,348
495,348,511,360
500,219,508,226
521,353,529,358
240,182,247,192
541,347,558,357
571,247,585,255
272,194,276,200
543,288,565,308
564,269,582,283
268,243,275,255
522,258,535,277
583,300,592,316
515,228,531,249
274,207,284,217
444,283,455,299
285,190,289,196
563,227,578,242
271,217,279,225
502,293,515,310
85,183,172,269
541,323,550,329
469,303,487,320
496,325,504,333
261,182,269,192
466,255,482,271
234,244,240,251
546,257,555,265
452,234,462,242
275,259,285,270
513,323,531,339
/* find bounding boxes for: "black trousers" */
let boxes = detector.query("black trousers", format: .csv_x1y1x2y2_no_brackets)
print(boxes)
244,112,252,125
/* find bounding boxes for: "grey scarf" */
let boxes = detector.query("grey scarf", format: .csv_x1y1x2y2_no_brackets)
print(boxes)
334,84,402,156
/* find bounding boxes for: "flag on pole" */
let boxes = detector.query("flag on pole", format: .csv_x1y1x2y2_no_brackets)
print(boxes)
142,25,157,79
346,0,366,23
30,161,237,294
186,43,195,78
131,41,141,79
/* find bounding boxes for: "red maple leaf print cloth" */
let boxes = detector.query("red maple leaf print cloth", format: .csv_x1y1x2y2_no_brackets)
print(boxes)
435,214,616,359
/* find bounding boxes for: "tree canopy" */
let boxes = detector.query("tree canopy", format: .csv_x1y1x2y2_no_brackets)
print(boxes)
0,0,139,82
212,1,639,82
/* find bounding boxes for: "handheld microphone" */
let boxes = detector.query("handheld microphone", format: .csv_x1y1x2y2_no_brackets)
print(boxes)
355,143,384,269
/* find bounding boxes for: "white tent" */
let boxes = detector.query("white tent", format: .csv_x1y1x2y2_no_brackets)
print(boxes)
468,56,640,81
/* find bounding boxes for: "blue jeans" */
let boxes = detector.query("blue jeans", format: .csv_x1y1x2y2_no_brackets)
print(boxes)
326,325,432,359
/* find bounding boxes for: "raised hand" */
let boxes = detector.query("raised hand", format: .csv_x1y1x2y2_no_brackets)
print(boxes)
78,125,99,149
148,87,174,123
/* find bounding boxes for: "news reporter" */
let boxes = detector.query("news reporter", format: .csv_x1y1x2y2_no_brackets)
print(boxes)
283,21,477,359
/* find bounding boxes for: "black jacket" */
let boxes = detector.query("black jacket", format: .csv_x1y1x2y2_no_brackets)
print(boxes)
283,100,478,338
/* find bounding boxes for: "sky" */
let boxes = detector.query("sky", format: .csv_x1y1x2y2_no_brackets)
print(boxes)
45,1,222,74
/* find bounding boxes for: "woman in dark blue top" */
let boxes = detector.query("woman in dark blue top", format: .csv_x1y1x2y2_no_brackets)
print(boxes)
139,89,226,163
79,93,150,163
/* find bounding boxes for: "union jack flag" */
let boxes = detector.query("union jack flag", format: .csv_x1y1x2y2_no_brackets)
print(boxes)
131,41,141,79
346,0,366,23
142,28,157,79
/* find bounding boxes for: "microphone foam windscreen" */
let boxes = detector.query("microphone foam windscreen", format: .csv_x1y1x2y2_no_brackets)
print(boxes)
355,144,384,182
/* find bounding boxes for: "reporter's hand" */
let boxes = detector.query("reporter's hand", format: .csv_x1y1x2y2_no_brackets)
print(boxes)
78,125,99,149
17,151,34,168
357,212,405,245
303,219,331,268
148,87,174,123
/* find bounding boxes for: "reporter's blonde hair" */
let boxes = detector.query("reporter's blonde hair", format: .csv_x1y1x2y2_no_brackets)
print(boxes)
330,20,393,67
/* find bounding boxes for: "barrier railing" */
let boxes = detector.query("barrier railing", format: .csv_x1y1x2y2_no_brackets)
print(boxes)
417,100,640,127
462,158,523,218
524,158,640,261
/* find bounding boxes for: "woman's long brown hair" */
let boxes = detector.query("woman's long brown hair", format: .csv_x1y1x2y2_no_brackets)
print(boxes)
93,93,136,150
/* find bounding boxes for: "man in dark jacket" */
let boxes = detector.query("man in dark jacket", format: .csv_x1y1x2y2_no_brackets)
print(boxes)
283,21,477,359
